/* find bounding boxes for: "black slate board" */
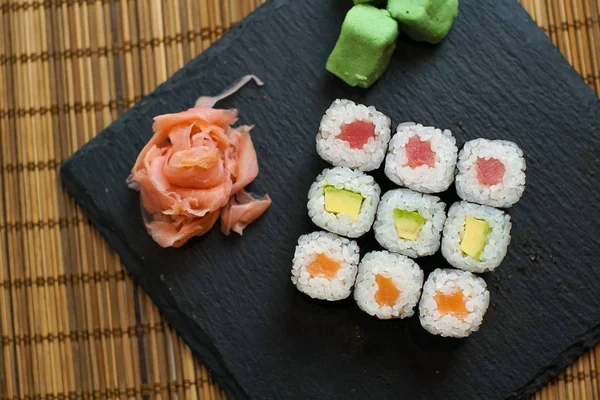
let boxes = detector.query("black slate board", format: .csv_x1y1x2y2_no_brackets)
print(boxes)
61,0,600,398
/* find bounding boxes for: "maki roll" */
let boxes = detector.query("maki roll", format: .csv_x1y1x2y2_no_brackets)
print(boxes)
308,167,381,238
419,268,490,338
354,251,424,319
441,201,512,273
384,122,458,193
316,99,392,171
373,189,447,258
455,139,526,208
291,231,360,301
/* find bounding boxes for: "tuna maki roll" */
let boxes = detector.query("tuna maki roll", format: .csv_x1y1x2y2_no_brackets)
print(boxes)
291,231,360,301
316,99,392,171
354,251,424,319
441,201,512,273
373,189,447,258
384,122,458,193
419,268,490,338
455,139,526,208
308,167,381,238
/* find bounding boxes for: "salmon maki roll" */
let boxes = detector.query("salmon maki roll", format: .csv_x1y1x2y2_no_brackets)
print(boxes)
354,251,424,319
455,139,526,208
291,231,360,301
308,167,381,238
384,122,458,193
316,99,392,172
419,269,490,338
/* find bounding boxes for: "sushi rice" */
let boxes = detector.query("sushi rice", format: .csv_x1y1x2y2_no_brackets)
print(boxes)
384,122,458,193
441,201,512,273
354,251,424,319
291,231,360,301
308,167,381,238
419,268,490,338
316,99,392,171
455,138,526,208
374,189,447,258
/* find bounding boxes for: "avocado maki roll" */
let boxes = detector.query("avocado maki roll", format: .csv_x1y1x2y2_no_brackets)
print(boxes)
308,167,381,238
441,201,512,273
373,189,447,258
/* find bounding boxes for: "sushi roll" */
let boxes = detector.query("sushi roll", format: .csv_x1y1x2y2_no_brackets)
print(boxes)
441,201,512,273
308,167,381,238
354,251,424,319
373,189,447,258
291,231,360,301
455,139,526,208
316,99,392,171
419,268,490,338
384,122,458,193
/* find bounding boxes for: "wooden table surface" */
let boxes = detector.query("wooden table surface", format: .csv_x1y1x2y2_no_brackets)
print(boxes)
0,0,598,398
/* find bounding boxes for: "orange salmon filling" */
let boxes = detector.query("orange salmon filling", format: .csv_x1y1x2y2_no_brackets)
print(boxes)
434,290,469,318
374,275,401,307
306,253,341,279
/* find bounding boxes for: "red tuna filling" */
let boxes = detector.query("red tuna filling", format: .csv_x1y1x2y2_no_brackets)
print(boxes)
338,120,376,149
476,157,505,185
405,136,435,168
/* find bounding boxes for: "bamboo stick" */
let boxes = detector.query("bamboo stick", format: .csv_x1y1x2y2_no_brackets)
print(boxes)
588,0,600,92
0,3,18,399
12,3,37,398
37,3,63,399
53,2,80,398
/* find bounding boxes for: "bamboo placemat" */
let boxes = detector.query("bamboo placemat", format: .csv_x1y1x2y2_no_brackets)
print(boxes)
0,0,598,398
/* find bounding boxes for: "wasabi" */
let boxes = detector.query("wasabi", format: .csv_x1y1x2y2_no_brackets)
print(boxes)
326,5,399,88
388,0,458,44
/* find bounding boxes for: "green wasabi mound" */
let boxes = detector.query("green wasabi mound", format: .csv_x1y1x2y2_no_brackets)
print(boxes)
388,0,458,44
326,5,399,88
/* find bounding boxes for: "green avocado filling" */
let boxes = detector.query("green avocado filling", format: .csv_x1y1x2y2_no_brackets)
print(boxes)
393,209,426,240
324,186,364,220
460,217,490,260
